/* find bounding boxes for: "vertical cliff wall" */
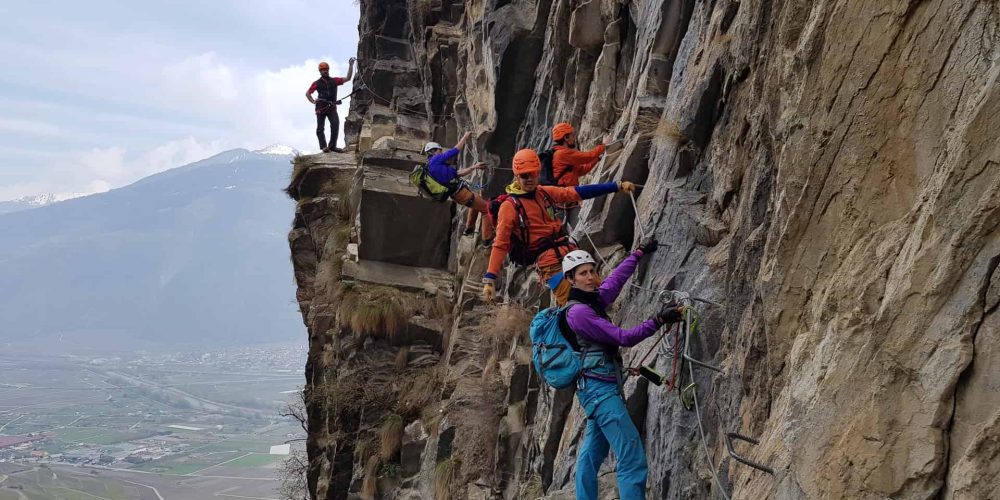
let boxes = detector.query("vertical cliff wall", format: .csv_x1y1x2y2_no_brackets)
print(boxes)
291,1,1000,498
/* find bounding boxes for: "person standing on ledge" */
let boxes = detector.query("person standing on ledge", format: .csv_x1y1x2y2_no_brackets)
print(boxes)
306,58,354,153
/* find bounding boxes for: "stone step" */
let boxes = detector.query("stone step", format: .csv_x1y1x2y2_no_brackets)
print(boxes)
356,166,453,269
342,259,455,298
361,148,426,171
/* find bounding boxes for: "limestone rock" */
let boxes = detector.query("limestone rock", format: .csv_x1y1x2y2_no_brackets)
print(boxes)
293,0,1000,499
356,166,453,269
401,420,428,478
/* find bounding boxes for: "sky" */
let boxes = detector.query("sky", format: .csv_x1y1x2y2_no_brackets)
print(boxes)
0,0,361,200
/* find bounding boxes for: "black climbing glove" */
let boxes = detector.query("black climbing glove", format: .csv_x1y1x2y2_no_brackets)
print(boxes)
637,236,658,255
654,302,684,326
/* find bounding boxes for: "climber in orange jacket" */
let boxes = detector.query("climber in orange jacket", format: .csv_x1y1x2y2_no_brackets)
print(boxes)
482,149,635,306
551,122,613,187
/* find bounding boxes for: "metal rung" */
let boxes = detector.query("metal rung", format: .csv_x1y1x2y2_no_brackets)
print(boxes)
725,432,774,475
683,352,722,373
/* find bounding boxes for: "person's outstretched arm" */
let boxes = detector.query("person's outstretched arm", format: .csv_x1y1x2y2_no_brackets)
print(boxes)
566,303,658,348
597,250,643,305
457,162,486,177
455,131,473,150
484,202,516,279
599,237,656,304
559,143,606,167
539,180,630,205
344,57,355,81
576,136,612,177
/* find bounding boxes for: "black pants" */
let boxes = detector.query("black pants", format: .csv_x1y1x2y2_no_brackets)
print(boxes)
316,107,339,150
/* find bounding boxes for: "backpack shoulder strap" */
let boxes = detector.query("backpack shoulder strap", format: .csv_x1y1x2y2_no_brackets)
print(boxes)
505,195,530,241
558,300,585,351
561,300,613,354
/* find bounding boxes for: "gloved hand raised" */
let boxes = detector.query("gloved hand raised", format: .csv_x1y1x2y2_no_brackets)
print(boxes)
654,302,684,326
637,236,658,255
618,181,636,193
482,278,496,302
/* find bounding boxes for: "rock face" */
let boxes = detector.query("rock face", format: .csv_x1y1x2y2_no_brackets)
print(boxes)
290,1,1000,499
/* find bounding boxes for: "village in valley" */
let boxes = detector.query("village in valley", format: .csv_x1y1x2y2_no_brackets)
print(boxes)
0,345,306,499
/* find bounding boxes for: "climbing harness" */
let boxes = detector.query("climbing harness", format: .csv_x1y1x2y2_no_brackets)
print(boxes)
488,191,573,267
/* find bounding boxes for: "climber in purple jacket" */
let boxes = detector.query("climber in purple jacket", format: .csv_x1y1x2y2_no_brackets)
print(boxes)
562,238,683,500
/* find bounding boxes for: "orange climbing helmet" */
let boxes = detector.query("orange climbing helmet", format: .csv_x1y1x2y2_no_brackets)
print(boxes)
552,122,575,142
318,61,330,70
512,149,541,175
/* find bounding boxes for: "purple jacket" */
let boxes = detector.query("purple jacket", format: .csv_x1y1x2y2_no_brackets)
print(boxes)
565,250,659,348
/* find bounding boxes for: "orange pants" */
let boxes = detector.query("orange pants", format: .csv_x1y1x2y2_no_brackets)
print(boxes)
453,186,494,240
538,263,571,306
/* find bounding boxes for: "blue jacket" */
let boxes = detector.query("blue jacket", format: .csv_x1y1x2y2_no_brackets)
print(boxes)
427,148,461,185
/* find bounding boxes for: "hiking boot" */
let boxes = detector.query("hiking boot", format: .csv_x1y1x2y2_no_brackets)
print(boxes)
331,147,344,153
321,147,332,153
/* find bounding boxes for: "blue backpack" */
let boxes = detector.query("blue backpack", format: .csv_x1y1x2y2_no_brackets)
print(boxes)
530,301,584,389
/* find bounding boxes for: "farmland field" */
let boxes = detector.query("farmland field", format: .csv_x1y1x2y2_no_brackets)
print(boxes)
0,347,306,499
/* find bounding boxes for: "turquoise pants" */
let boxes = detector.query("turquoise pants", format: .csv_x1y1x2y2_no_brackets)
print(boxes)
574,377,647,500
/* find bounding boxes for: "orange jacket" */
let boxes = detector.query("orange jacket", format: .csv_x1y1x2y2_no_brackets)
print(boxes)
552,144,605,186
487,185,582,276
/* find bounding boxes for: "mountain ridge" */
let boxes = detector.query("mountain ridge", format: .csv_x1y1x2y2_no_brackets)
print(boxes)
0,147,303,351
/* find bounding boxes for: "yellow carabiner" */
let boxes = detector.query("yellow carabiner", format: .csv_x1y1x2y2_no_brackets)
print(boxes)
681,382,697,411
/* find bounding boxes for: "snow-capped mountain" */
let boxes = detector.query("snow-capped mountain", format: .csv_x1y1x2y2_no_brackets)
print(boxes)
0,193,86,215
0,145,297,216
254,144,300,156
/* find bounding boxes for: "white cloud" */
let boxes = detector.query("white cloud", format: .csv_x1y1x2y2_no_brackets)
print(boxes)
162,52,240,109
139,137,226,176
66,138,227,197
85,180,112,194
0,117,62,137
79,147,128,181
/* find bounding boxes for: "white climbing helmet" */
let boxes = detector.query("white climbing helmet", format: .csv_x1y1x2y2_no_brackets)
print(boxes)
562,249,597,275
423,142,443,154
